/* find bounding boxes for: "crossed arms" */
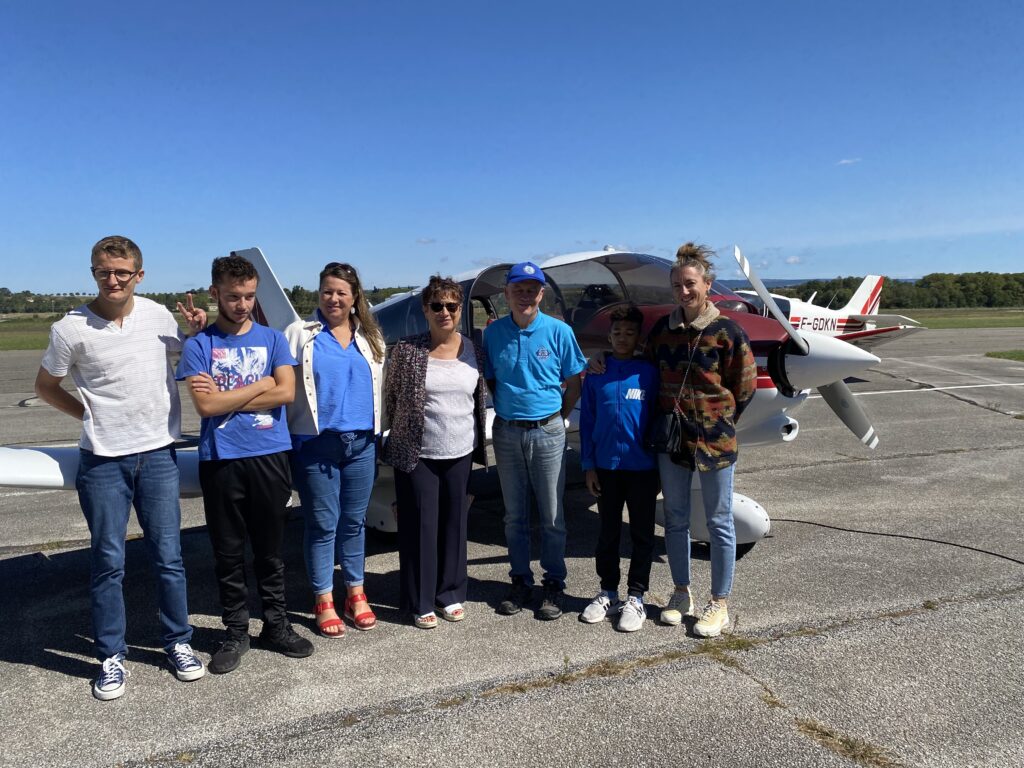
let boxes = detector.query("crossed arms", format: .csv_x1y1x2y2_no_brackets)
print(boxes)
185,365,295,418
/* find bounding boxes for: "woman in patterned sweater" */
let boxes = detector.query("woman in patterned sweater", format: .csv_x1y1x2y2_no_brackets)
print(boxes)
650,243,757,637
383,275,488,628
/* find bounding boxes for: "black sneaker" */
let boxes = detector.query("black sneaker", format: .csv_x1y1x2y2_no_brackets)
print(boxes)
209,633,250,675
497,578,532,615
258,624,315,658
538,582,564,621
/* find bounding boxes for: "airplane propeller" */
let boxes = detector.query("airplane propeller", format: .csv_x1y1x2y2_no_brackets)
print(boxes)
733,246,880,449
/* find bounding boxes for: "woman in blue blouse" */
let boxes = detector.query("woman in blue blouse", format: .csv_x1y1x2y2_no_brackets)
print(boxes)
285,262,385,637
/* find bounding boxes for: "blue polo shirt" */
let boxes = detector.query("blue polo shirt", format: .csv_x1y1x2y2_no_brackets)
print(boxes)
483,312,587,420
579,355,658,471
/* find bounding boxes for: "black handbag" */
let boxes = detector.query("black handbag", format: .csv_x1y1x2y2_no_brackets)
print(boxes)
646,407,685,454
646,338,698,454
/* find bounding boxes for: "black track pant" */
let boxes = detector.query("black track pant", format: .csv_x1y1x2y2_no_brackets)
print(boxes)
199,452,293,634
594,467,658,597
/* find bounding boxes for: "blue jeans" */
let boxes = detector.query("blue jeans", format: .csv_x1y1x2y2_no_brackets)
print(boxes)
292,430,376,594
492,416,567,588
657,454,736,598
76,446,192,661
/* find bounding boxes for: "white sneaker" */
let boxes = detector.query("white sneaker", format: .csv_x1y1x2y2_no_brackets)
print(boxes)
579,593,621,624
694,600,731,637
617,596,646,632
659,589,695,626
93,654,129,701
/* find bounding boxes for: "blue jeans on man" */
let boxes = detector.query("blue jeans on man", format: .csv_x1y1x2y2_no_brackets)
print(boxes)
491,417,568,589
76,446,192,660
657,454,736,597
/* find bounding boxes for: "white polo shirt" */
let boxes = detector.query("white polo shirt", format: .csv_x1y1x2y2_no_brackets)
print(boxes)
40,296,184,457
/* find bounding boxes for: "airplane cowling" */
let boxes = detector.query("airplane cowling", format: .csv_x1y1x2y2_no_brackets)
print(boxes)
654,488,770,546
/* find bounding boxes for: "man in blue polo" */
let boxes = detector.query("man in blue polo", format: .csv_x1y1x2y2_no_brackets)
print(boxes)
484,261,587,620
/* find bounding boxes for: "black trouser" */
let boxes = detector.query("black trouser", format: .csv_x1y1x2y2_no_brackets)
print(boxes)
394,453,472,616
594,467,658,597
199,452,293,635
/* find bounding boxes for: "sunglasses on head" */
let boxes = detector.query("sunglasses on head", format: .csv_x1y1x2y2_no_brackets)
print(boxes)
429,301,461,314
323,262,356,275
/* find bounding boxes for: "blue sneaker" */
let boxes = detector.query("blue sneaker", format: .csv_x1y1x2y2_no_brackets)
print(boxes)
167,643,206,682
93,654,129,701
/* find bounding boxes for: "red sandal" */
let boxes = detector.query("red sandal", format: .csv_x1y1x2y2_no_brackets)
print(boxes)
315,600,345,639
345,594,377,631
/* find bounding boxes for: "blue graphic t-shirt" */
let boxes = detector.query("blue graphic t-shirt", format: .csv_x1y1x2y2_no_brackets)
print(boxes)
177,322,297,461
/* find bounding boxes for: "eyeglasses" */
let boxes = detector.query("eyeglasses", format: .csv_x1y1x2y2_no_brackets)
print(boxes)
429,301,461,314
91,268,139,282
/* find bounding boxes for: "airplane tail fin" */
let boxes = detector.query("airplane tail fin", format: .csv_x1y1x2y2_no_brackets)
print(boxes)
842,275,884,315
231,247,302,331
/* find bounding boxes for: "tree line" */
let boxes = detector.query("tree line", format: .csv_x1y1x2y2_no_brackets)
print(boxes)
773,272,1024,309
0,286,415,315
3,273,1022,315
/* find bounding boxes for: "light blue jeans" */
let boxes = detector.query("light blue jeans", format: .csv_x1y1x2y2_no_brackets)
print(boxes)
292,430,376,594
76,446,192,660
492,416,567,588
657,454,736,598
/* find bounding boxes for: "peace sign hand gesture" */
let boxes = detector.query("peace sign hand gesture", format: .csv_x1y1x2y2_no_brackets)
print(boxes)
176,293,207,335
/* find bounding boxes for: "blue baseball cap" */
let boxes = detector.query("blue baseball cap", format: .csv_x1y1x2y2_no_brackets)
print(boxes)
506,261,547,285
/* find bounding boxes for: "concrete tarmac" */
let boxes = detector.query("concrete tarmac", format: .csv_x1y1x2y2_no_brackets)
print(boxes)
1,330,1023,767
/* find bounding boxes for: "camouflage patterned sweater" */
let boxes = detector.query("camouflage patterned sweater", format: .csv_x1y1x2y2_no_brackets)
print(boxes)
645,302,756,471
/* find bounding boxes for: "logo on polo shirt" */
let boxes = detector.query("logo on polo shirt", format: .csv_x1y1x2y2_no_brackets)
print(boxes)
535,347,551,360
625,388,645,401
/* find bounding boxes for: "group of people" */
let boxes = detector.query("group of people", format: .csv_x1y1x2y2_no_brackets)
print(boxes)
35,236,755,702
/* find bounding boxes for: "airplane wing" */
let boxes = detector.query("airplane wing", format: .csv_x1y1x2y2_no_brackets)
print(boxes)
838,324,925,351
0,445,204,496
847,313,921,327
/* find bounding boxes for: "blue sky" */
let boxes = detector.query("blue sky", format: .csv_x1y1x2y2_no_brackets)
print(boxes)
2,1,1021,293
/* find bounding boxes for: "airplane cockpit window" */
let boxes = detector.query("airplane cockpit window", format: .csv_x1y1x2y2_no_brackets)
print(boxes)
543,261,625,326
597,256,675,305
374,292,429,347
774,297,791,317
740,293,767,315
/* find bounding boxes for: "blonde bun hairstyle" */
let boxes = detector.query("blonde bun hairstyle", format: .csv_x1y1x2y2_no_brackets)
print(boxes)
671,242,715,283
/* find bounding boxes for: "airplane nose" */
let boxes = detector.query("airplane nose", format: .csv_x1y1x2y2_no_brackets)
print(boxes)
776,334,880,393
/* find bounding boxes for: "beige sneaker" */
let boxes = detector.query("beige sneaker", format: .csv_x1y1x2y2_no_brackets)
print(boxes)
693,600,730,637
659,588,695,626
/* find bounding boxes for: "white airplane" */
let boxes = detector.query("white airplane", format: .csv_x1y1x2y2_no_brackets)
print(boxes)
0,246,880,554
735,274,923,351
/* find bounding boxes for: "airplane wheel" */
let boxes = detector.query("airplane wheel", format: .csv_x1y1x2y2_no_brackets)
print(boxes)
735,542,756,560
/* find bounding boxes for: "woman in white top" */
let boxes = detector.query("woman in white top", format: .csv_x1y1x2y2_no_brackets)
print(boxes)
382,275,488,628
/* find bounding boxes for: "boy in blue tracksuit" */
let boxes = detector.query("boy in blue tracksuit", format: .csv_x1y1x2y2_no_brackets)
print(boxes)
578,304,660,632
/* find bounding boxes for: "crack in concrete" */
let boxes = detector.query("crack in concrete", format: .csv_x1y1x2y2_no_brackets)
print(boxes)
872,367,1022,418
